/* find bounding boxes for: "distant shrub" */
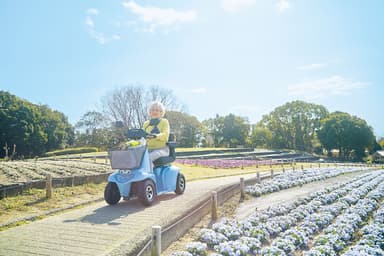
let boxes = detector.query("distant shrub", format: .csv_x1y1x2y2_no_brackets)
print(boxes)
43,147,98,157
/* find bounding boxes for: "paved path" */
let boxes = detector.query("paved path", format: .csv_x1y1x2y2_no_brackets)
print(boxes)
0,173,257,256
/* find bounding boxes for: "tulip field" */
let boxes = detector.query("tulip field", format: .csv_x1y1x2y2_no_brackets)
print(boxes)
171,168,384,256
0,160,110,185
175,159,281,169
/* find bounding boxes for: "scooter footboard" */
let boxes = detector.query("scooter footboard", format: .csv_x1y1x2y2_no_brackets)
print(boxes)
154,165,180,193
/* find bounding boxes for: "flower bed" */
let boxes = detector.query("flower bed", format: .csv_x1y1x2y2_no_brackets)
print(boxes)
175,159,279,169
171,169,384,256
245,167,365,198
0,160,110,184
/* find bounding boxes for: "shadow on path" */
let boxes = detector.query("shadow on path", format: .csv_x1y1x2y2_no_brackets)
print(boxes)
64,193,179,225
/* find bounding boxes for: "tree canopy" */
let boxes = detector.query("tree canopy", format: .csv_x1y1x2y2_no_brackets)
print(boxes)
165,111,202,147
101,85,180,129
257,101,328,151
1,89,381,161
203,114,249,147
317,111,376,160
0,91,74,158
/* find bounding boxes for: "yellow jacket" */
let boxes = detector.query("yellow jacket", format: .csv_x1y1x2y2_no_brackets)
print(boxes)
143,118,170,150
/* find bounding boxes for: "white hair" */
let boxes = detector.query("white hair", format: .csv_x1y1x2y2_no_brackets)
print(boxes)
148,101,165,117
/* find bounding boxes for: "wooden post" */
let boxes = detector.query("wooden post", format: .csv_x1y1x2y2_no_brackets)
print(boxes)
46,174,52,198
211,191,218,221
283,167,285,173
301,165,304,171
318,163,321,168
270,169,274,178
105,156,108,164
151,226,162,256
256,172,261,183
240,178,245,202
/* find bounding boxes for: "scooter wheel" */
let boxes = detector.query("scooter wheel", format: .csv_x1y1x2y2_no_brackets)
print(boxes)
139,179,156,206
175,173,186,195
104,182,121,205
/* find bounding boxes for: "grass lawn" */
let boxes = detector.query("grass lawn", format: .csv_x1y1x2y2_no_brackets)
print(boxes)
0,182,105,230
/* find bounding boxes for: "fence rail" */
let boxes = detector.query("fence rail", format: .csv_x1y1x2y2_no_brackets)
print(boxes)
0,172,111,199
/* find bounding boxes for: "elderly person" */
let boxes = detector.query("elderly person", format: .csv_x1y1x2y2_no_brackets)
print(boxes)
143,101,170,166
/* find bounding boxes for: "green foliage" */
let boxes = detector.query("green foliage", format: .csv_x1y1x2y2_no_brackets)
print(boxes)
250,126,272,148
74,111,115,150
317,111,376,161
203,114,249,148
165,111,202,147
257,100,328,151
0,91,74,158
43,147,98,157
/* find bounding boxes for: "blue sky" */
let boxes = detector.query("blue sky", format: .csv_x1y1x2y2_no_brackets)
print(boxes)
1,0,383,138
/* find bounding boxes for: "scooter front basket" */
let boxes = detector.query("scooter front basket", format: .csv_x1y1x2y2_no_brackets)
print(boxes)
109,145,146,170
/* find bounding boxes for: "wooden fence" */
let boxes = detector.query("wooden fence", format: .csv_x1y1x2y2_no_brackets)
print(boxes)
0,172,111,199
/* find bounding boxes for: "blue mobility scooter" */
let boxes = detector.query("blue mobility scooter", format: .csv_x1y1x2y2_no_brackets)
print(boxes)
104,128,186,206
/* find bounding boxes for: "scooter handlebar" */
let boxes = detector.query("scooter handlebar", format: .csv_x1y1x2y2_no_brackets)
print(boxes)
145,133,157,139
127,128,157,140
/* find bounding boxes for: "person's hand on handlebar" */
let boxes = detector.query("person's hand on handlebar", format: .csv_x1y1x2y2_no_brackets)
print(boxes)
146,133,157,139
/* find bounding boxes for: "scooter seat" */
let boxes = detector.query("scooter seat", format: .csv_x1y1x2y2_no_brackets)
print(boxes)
153,133,176,167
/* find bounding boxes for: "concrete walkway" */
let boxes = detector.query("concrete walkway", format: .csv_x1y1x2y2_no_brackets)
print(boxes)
0,173,257,256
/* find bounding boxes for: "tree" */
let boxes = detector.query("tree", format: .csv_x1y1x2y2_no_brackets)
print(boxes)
222,114,250,147
317,111,376,161
257,101,329,151
75,111,106,133
165,111,202,147
74,111,110,149
202,115,225,147
39,105,74,151
101,85,180,129
250,126,272,148
0,91,74,158
202,114,250,147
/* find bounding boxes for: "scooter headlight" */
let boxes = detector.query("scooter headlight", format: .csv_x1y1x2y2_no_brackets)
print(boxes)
118,169,131,175
116,170,135,182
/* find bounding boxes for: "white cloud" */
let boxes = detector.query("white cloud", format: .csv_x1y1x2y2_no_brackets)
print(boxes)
297,63,328,70
85,16,95,28
85,8,120,44
89,31,121,45
221,0,257,13
87,8,99,16
276,0,290,13
288,76,369,99
122,1,197,32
